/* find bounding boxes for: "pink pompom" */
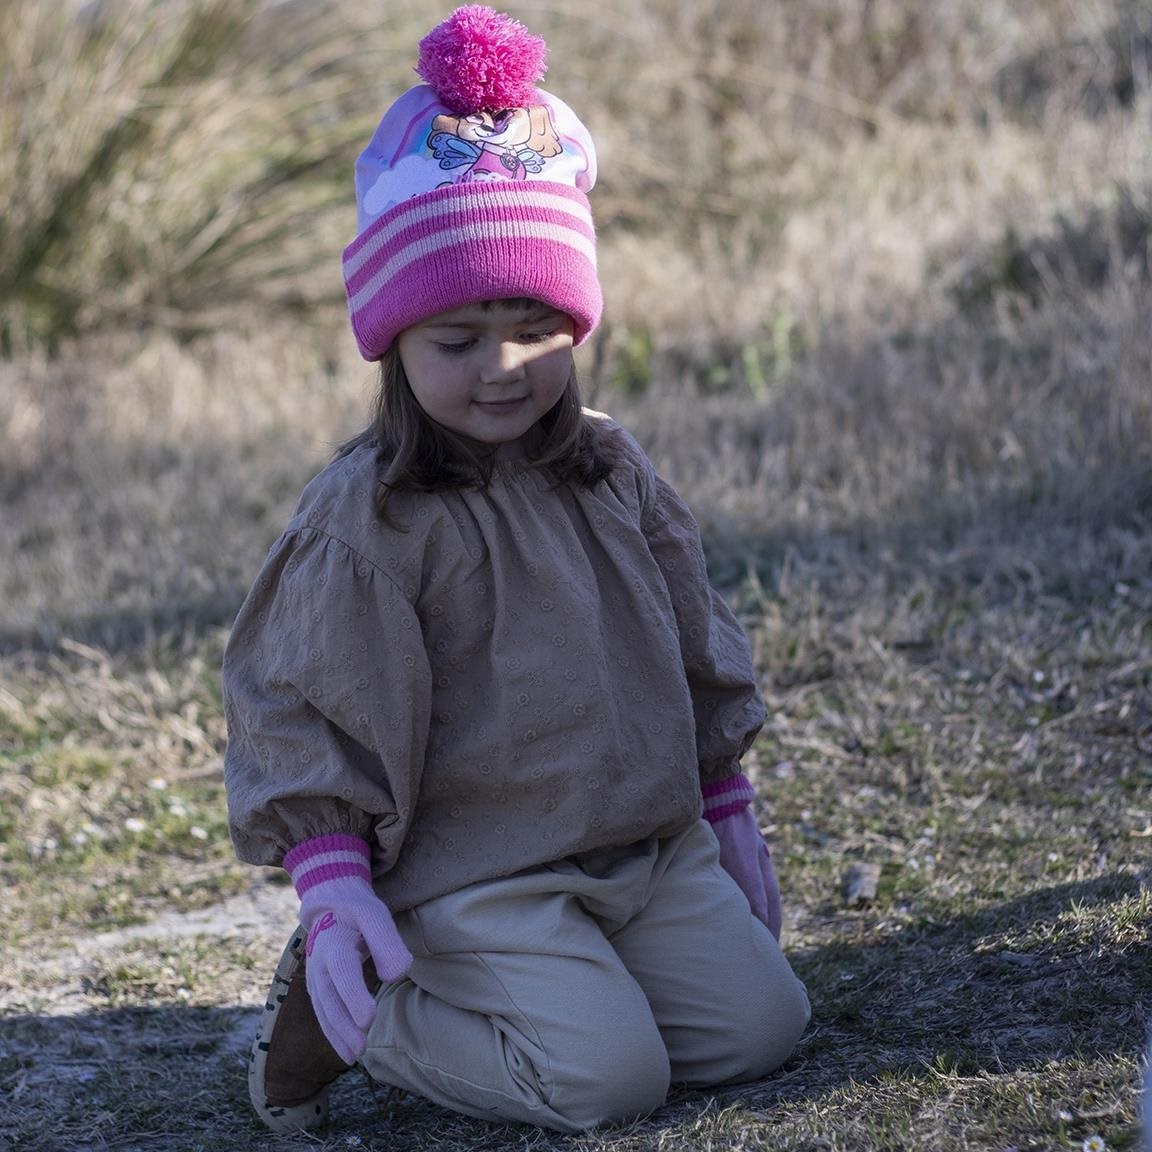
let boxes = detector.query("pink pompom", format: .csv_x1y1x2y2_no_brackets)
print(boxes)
416,5,548,113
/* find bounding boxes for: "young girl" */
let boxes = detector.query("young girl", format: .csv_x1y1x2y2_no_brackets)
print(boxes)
223,5,809,1136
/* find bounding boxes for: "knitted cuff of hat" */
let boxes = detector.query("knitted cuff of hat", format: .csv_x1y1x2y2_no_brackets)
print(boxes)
283,833,373,901
701,773,757,825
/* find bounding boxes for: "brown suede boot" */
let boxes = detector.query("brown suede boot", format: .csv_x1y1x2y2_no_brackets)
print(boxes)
249,925,374,1132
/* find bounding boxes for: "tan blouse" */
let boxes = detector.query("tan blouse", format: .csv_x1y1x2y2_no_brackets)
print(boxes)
222,415,766,912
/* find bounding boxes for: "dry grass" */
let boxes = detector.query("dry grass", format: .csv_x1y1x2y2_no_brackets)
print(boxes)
3,0,1150,352
0,328,371,646
5,275,1149,646
2,0,1152,1149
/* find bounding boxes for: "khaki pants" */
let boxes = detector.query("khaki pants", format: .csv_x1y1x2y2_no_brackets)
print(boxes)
362,820,810,1133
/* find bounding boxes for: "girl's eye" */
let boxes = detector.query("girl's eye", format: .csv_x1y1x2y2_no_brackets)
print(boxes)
435,340,476,355
519,328,559,344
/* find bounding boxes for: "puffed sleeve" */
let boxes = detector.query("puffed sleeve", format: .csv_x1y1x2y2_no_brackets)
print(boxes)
222,525,431,871
637,458,767,782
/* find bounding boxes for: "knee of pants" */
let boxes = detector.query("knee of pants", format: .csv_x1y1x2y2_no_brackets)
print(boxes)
738,973,812,1081
547,1022,671,1133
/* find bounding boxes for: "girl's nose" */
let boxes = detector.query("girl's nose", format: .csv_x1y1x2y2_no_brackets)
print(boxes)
479,341,527,384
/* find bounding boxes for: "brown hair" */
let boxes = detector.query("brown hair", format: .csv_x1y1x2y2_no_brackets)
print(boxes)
337,312,619,520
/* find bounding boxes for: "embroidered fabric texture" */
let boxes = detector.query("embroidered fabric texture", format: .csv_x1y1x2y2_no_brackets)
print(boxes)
223,417,766,913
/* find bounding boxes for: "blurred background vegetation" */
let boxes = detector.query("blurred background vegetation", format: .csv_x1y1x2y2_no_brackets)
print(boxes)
1,0,1150,641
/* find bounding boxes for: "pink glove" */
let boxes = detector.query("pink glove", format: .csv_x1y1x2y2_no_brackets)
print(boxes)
284,833,413,1064
702,774,783,940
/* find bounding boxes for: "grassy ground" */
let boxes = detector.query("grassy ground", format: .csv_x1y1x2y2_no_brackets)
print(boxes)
1,558,1149,1151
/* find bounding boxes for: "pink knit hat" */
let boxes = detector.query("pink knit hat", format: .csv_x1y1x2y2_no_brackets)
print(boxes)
342,6,602,361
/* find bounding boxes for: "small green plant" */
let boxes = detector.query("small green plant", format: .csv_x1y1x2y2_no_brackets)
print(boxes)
611,325,655,396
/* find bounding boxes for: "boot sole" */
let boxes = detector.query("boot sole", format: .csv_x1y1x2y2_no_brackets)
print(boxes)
248,925,332,1133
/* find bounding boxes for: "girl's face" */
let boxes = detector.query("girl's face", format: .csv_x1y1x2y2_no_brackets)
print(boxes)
396,301,575,445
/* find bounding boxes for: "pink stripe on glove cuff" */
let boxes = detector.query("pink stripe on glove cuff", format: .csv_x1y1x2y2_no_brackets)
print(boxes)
284,833,373,897
701,773,756,824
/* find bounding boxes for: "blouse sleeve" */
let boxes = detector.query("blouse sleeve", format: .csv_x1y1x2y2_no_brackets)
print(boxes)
638,462,767,782
222,525,432,871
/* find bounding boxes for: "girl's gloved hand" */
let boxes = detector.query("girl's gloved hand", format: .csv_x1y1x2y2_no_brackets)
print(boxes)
702,774,783,940
284,834,413,1064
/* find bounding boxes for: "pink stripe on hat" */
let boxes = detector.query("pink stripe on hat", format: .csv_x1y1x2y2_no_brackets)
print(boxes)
344,183,595,284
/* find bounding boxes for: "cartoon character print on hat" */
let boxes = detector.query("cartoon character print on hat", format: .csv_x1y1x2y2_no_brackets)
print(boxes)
429,104,561,182
354,86,596,231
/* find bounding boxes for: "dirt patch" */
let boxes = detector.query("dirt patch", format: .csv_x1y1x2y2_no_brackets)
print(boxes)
0,879,297,1019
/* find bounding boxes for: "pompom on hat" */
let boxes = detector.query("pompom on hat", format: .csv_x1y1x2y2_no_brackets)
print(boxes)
342,6,602,360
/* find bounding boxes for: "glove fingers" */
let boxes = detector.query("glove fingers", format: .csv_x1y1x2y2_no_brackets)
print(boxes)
306,958,369,1064
329,958,381,1033
317,922,380,1028
305,920,377,1060
369,941,414,985
355,905,414,984
758,848,784,941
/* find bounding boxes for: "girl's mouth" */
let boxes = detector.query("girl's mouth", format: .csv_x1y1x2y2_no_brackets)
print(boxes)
474,397,527,413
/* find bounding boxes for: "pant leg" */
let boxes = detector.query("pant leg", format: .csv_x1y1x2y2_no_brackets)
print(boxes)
361,822,809,1131
608,820,811,1086
360,866,671,1134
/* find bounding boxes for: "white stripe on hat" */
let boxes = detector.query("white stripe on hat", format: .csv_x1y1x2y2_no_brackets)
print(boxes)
347,219,597,315
343,185,593,282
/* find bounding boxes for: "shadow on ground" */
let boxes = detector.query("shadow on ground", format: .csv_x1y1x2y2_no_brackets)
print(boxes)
2,871,1148,1150
717,870,1152,1114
